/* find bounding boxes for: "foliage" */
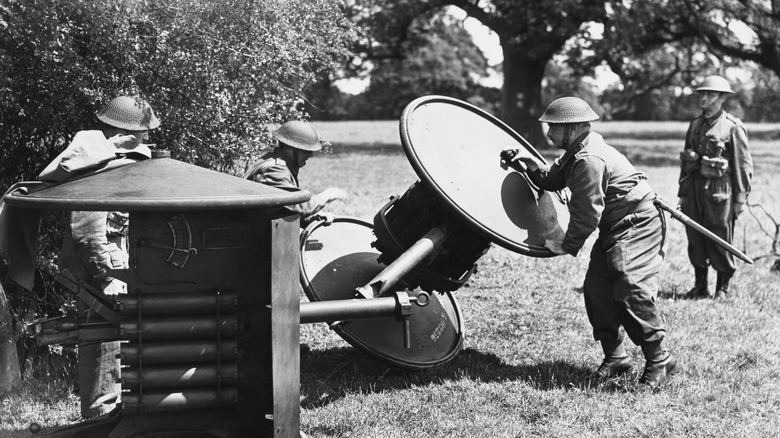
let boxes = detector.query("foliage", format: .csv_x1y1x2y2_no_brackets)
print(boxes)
310,11,497,120
345,0,610,144
587,0,780,122
338,1,780,130
0,0,358,377
0,0,358,189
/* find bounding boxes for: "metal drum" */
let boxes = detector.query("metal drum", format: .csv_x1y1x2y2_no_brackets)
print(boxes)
373,181,491,292
398,95,570,257
300,217,463,369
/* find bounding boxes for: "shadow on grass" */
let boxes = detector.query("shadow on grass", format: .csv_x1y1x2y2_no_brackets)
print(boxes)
300,346,634,409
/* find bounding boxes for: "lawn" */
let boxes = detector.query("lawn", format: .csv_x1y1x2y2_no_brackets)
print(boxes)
2,120,780,438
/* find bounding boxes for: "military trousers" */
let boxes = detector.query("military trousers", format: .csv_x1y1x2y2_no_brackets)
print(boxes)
583,201,666,348
77,278,124,418
679,174,736,274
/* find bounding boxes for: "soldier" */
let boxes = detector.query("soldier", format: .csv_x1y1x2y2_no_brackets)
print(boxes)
502,97,678,388
44,96,160,417
679,75,752,299
244,120,348,225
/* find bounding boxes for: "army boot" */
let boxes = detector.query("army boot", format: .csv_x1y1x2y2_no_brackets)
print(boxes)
639,340,679,389
715,271,732,298
595,340,635,378
685,266,711,299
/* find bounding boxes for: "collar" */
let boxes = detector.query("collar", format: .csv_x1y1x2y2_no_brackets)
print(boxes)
269,148,299,177
558,131,590,167
703,109,724,125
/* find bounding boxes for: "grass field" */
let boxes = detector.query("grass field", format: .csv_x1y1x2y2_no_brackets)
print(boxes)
2,120,780,437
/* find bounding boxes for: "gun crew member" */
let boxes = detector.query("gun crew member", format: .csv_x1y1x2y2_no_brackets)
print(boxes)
42,96,160,417
502,97,678,389
244,120,348,225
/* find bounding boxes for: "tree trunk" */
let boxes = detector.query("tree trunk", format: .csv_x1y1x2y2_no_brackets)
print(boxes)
0,281,21,392
500,45,551,148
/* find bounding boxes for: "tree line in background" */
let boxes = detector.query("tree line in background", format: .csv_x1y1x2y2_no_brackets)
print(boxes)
306,0,780,145
2,0,780,387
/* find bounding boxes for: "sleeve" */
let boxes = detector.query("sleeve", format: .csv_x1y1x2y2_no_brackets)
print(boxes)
69,211,120,277
528,163,567,192
730,123,752,205
560,158,606,256
677,121,696,198
251,163,320,218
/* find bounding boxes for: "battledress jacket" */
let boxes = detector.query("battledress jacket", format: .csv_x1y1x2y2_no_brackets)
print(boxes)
243,149,322,220
678,110,752,207
527,132,653,256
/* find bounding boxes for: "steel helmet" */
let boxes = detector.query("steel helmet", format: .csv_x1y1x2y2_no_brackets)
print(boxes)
695,75,734,94
539,97,600,124
272,120,321,151
96,96,160,131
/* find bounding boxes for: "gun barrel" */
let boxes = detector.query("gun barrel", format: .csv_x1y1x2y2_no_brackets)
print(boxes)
653,198,753,264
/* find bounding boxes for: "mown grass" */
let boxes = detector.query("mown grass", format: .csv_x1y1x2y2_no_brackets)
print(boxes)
2,121,780,437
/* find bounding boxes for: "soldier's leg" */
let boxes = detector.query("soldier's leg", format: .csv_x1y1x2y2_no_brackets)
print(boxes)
78,340,121,418
703,177,737,297
78,280,123,418
680,178,711,297
607,209,678,388
584,238,634,377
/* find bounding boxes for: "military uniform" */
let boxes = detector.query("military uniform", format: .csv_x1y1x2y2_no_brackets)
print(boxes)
679,109,752,276
244,149,323,222
528,131,667,352
58,210,129,417
49,95,160,418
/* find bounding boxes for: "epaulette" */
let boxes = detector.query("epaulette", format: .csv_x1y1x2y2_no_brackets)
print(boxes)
724,112,744,127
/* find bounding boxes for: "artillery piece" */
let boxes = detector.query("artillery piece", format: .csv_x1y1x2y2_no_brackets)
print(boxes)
2,96,569,437
299,95,570,369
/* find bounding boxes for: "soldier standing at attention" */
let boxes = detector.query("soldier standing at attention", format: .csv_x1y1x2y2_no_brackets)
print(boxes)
679,75,752,299
244,120,348,225
502,97,678,389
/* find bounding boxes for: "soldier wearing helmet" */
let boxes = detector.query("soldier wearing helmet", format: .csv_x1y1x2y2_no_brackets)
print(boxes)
244,120,349,225
679,75,752,299
41,96,160,418
501,97,678,389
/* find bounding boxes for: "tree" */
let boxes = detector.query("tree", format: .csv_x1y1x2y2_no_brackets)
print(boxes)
356,11,493,119
0,0,358,187
586,0,780,121
348,0,609,145
0,0,357,381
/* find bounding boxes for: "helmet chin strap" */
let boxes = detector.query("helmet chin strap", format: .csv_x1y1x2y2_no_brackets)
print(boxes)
281,144,302,168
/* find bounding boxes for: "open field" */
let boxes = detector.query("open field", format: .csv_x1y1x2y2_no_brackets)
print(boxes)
2,120,780,437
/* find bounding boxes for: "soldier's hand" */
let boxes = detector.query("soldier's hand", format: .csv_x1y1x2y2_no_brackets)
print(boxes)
108,134,141,151
321,187,349,203
732,202,745,220
500,148,526,172
500,148,542,173
312,212,336,225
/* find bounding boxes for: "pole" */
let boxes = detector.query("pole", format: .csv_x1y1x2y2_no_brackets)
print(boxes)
653,197,753,264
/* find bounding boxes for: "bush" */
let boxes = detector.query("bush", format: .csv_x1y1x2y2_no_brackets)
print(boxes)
0,0,358,376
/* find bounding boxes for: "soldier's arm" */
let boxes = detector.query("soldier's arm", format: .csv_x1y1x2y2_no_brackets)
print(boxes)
731,123,752,205
69,211,114,278
528,163,567,192
560,158,605,256
253,163,328,219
